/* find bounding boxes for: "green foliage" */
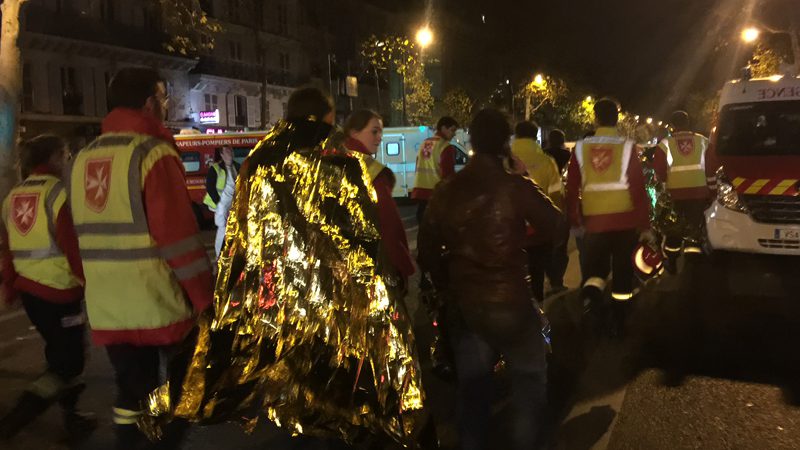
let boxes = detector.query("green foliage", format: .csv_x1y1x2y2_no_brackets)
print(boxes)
750,43,785,78
393,63,433,126
442,88,474,127
685,91,720,133
159,0,222,55
517,75,568,117
361,35,419,76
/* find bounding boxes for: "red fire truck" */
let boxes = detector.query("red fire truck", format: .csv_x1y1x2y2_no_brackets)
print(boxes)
174,131,268,225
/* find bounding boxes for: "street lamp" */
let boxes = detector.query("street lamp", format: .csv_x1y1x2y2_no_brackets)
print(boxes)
741,27,761,44
416,26,433,49
646,117,653,125
533,73,545,86
585,96,593,102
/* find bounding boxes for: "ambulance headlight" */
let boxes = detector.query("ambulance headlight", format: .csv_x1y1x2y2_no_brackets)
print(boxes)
715,168,747,213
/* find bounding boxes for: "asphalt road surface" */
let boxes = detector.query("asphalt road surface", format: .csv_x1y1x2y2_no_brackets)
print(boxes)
1,206,800,449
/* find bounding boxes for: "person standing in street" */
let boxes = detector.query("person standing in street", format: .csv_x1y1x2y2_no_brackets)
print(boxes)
343,110,415,284
419,109,564,450
511,121,565,302
566,98,653,337
207,147,240,257
68,67,213,449
542,129,571,295
0,135,97,442
652,110,711,273
411,116,459,224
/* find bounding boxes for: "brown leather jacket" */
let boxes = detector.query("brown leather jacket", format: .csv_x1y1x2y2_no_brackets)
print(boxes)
418,153,565,315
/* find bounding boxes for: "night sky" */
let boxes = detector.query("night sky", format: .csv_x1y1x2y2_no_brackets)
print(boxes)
431,0,796,118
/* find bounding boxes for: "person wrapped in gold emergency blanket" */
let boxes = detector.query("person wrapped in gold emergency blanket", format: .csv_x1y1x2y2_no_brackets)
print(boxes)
143,88,425,447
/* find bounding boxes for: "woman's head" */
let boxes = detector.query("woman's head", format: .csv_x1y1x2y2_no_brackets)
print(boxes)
344,110,383,154
19,134,69,178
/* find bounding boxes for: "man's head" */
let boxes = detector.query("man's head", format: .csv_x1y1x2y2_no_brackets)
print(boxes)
548,129,566,148
436,116,459,140
469,109,511,156
220,146,233,165
286,87,335,124
19,134,69,178
594,98,620,128
670,110,690,131
514,121,539,140
108,68,168,123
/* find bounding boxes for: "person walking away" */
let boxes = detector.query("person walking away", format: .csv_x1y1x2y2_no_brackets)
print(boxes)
411,116,459,225
511,121,565,302
419,109,564,450
544,129,571,174
68,68,213,449
543,129,571,293
205,146,240,257
0,135,97,442
652,111,711,273
566,98,653,337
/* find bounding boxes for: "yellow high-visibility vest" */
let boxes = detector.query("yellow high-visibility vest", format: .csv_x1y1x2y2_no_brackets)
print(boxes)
413,137,450,190
512,138,563,206
658,132,708,191
575,131,635,216
69,134,204,333
203,163,228,210
2,174,81,290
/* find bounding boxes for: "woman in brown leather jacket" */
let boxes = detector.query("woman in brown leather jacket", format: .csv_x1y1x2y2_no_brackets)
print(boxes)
418,108,565,450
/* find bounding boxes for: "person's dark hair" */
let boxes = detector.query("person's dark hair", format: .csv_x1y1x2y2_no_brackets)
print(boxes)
286,87,334,122
19,134,66,178
670,110,690,130
436,116,459,132
344,110,382,136
214,146,232,163
469,109,511,156
514,121,539,139
548,129,566,147
107,68,164,110
583,130,596,139
594,98,620,127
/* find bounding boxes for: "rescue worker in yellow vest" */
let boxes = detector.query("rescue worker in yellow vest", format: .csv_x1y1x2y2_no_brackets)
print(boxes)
411,116,459,224
512,120,566,302
653,111,711,273
0,135,97,442
566,99,654,337
69,68,213,449
203,145,240,212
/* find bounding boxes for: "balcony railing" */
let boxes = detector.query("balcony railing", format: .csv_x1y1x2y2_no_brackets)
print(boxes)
192,57,308,86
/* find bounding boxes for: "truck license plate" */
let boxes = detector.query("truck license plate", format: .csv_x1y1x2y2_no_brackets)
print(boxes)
775,228,800,240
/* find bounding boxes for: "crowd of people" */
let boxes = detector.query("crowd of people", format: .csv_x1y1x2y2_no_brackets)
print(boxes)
0,66,710,449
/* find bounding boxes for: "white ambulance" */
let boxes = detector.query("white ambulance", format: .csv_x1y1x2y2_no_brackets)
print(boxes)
705,75,800,255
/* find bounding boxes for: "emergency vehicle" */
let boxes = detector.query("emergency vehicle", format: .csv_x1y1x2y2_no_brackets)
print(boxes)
705,75,800,256
378,127,470,197
174,131,267,224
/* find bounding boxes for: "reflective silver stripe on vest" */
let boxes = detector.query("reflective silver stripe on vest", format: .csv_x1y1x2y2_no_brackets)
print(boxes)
74,138,162,236
20,179,47,187
576,138,633,191
670,164,703,172
161,235,204,260
12,248,62,259
80,247,161,260
173,257,211,281
85,135,136,150
44,181,64,245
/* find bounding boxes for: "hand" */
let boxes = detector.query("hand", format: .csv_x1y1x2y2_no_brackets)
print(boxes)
639,229,657,245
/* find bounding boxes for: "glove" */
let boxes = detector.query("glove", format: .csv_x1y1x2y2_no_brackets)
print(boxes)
639,229,657,245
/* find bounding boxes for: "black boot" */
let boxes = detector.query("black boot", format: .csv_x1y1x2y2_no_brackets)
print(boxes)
0,391,53,440
114,423,147,450
58,381,97,442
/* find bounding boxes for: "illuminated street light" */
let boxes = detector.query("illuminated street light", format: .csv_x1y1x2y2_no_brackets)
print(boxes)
634,115,640,121
658,121,663,126
416,26,434,49
741,27,761,43
533,73,545,86
646,117,653,124
585,96,593,102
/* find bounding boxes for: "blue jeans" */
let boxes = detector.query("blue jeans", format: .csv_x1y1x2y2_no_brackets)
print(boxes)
452,307,548,450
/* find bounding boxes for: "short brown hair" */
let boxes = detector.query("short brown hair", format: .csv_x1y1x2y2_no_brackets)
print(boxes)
343,110,382,136
19,134,66,178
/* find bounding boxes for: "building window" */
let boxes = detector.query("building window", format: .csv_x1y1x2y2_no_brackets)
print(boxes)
230,41,242,61
22,63,34,112
100,0,115,22
234,95,247,127
279,52,290,72
228,0,240,23
204,93,218,111
277,2,288,34
61,67,83,115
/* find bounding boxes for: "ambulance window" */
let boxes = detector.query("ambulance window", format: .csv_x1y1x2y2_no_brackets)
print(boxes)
717,101,800,156
180,152,201,173
233,147,250,164
385,142,400,156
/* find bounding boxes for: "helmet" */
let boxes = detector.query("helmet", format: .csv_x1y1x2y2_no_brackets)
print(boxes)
633,243,664,280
